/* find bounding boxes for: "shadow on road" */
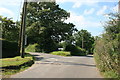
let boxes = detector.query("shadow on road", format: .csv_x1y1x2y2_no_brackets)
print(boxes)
31,53,95,67
56,61,96,67
32,54,40,56
35,57,44,61
32,54,44,61
40,60,96,67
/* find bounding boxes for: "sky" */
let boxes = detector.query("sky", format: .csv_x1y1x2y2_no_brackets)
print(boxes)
0,0,119,36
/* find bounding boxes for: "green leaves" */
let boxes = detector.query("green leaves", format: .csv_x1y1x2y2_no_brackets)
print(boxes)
94,13,120,78
26,2,76,52
74,29,95,54
0,16,19,42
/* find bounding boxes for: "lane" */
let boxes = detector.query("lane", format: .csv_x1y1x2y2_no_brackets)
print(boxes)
11,52,102,78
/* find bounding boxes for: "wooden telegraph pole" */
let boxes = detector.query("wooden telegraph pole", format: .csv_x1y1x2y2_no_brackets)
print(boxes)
18,0,27,58
82,35,84,49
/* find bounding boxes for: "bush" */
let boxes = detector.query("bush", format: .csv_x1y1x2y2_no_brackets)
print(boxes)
65,44,86,56
2,39,19,58
25,43,41,52
50,51,71,56
94,37,120,79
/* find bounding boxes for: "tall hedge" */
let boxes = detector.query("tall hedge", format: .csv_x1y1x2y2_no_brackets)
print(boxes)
2,40,19,58
94,13,120,78
65,44,86,56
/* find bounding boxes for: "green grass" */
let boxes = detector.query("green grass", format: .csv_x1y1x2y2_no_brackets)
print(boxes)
1,53,34,78
50,51,71,56
102,71,120,78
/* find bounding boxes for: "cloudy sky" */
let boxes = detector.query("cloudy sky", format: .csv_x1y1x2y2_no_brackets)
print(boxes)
0,0,119,36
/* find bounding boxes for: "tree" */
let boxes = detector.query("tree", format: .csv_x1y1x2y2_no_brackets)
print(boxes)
26,2,77,52
0,16,19,42
104,13,120,40
74,29,94,53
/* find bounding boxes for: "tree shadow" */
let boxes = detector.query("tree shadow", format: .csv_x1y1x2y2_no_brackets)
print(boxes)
32,54,40,56
31,54,44,61
40,60,96,67
54,61,96,67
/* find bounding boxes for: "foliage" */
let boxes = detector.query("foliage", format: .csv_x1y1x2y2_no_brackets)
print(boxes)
65,44,86,56
58,41,70,51
74,29,95,54
0,16,19,42
25,43,39,52
26,2,77,53
50,51,71,56
94,13,120,79
2,39,19,58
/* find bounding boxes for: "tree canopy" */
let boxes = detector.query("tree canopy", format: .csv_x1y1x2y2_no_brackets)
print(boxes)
26,2,77,52
0,16,19,42
74,29,94,53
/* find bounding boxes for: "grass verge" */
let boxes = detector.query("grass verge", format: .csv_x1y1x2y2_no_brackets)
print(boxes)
0,53,34,78
50,51,71,56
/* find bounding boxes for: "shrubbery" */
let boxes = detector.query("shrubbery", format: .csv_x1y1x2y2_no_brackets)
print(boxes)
94,13,120,79
25,44,38,52
2,39,19,58
25,43,58,53
65,44,86,56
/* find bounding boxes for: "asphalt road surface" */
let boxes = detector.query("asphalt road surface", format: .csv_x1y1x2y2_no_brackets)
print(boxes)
11,52,102,78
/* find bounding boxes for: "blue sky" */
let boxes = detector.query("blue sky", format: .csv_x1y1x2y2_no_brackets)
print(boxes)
0,0,119,36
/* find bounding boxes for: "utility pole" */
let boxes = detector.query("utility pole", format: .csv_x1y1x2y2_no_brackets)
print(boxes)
82,35,84,49
18,0,27,58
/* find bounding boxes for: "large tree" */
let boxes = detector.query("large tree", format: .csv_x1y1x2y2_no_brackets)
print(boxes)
0,16,19,42
74,29,94,53
26,2,77,52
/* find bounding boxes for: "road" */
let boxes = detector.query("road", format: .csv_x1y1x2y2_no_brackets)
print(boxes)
11,52,102,78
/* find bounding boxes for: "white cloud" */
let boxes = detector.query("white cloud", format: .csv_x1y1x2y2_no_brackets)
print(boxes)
0,7,14,17
0,0,23,6
56,0,118,8
56,0,118,3
65,11,85,28
72,1,96,8
65,11,103,36
84,8,95,15
97,6,107,15
65,11,101,29
72,3,82,8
